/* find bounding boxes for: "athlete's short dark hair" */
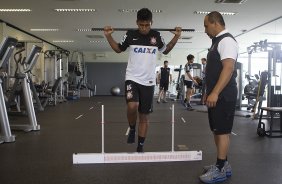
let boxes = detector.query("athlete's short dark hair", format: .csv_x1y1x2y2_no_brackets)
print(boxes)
206,11,225,26
164,60,168,64
187,54,194,61
137,8,152,21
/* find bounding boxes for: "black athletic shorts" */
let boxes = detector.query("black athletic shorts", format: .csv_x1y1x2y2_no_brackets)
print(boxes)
184,80,193,89
159,80,169,91
125,80,154,114
208,98,236,135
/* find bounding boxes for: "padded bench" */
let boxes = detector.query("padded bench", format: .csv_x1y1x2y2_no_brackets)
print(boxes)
257,107,282,137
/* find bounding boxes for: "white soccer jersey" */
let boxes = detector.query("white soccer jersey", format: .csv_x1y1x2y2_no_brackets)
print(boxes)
184,63,193,81
118,29,166,86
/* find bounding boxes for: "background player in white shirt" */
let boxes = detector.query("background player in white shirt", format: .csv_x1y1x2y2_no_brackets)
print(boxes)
184,54,198,108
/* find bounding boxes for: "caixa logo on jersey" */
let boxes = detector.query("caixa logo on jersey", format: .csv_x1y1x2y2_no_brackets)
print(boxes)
133,47,157,54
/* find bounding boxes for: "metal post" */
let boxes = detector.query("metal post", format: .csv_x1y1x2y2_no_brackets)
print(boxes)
59,55,63,101
22,74,40,131
171,104,175,152
248,51,252,76
102,105,105,154
267,50,273,107
0,78,15,143
65,56,69,97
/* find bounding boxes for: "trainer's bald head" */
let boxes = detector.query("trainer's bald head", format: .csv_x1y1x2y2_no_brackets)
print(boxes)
204,11,225,38
206,11,225,27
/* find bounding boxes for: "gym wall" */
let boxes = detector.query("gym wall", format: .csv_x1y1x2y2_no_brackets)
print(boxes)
86,62,127,96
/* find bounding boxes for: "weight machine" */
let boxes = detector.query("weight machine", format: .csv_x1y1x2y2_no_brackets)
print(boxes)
44,50,69,105
7,45,42,132
246,40,282,117
0,37,17,143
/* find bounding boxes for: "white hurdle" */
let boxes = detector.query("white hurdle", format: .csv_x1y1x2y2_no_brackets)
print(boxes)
73,104,202,164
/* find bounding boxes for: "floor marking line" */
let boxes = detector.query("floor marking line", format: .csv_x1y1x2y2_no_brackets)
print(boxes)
125,127,130,136
177,144,189,150
181,117,186,123
89,107,94,110
75,114,83,120
231,132,237,136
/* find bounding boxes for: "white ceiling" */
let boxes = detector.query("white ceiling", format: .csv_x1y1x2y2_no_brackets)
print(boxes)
0,0,282,54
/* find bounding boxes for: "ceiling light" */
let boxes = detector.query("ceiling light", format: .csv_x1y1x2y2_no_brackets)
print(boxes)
194,30,205,33
219,12,237,15
118,9,138,13
0,9,31,12
54,9,96,12
194,11,210,15
30,29,59,32
262,32,282,35
118,9,162,13
194,11,237,16
53,40,74,43
151,9,163,13
90,40,107,43
76,28,92,32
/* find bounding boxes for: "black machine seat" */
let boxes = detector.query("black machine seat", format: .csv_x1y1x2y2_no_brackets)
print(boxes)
51,77,62,93
39,77,63,107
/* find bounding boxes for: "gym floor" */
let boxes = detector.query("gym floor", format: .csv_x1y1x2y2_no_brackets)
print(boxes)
0,96,282,184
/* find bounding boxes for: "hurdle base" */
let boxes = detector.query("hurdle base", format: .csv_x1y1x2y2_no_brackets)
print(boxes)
73,151,202,164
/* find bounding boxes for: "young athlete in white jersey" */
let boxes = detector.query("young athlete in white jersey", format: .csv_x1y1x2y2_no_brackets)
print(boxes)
104,8,181,152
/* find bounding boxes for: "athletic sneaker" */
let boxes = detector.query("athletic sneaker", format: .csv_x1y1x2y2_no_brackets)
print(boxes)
186,103,192,109
162,99,168,103
157,100,160,103
127,129,135,144
203,161,232,177
199,165,227,184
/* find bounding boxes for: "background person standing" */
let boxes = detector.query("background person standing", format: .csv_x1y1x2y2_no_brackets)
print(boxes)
201,58,207,105
157,60,172,103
